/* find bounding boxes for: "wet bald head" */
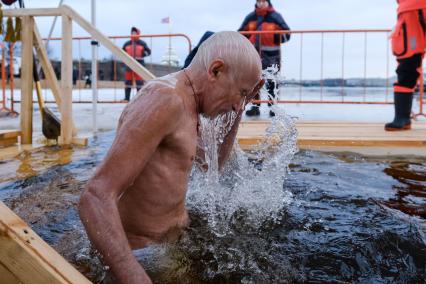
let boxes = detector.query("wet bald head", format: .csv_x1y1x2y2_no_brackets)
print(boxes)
188,31,262,82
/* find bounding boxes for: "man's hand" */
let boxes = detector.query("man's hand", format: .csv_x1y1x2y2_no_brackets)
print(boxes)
245,78,265,107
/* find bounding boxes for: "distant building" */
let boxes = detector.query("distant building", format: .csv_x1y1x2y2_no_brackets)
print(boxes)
321,78,346,87
161,47,180,67
49,59,180,80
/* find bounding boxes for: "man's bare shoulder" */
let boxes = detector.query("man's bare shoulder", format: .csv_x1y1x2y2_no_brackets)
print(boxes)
138,78,184,108
119,78,185,129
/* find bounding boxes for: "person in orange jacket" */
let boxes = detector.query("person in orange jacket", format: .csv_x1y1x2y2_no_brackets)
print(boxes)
239,0,290,117
386,0,426,131
122,27,151,102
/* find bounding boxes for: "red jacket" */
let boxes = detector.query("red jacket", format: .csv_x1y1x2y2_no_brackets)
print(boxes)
397,0,426,14
238,7,290,52
392,0,426,59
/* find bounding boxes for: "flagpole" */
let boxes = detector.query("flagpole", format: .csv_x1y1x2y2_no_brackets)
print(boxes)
91,0,98,133
168,16,171,66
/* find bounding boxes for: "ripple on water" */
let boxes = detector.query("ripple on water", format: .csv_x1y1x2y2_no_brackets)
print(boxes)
0,117,425,282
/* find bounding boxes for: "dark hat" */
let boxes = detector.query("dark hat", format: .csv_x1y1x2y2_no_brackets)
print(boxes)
1,0,19,5
131,26,140,33
255,0,272,7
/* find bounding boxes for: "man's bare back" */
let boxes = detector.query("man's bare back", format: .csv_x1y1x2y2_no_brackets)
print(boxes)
79,31,263,284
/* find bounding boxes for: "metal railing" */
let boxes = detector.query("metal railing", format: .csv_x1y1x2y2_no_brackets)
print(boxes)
240,29,425,118
2,28,425,118
40,33,191,103
1,33,191,106
0,43,18,116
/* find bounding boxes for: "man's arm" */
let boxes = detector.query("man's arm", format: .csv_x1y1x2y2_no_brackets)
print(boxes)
238,12,255,39
238,12,254,32
217,109,243,171
78,90,183,284
142,41,151,57
122,40,130,52
273,13,291,42
217,79,265,170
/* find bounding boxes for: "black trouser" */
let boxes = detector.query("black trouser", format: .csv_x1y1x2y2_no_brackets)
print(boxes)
124,80,144,101
252,52,281,107
394,53,423,93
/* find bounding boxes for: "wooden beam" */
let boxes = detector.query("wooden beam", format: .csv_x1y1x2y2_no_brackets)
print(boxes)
3,8,62,17
237,120,426,149
72,137,89,146
0,138,18,148
0,201,91,284
34,23,78,138
0,262,20,284
62,5,156,81
0,130,21,140
59,15,73,145
33,24,62,105
20,16,34,145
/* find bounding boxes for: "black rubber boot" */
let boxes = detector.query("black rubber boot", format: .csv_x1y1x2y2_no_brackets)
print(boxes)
245,106,260,116
124,88,131,102
269,110,276,117
385,92,413,131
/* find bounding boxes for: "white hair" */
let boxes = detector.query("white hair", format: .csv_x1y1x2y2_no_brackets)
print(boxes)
189,31,262,81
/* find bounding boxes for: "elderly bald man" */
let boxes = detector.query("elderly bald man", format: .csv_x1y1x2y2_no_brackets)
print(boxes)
78,31,264,284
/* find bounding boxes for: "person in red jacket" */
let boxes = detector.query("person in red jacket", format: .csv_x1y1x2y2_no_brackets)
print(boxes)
239,0,290,117
386,0,426,130
122,27,151,102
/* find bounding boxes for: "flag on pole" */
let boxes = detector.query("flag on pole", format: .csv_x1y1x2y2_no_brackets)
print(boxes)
161,17,170,24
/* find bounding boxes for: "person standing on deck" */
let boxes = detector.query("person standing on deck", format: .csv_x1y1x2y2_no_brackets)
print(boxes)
386,0,426,131
239,0,290,117
122,27,151,102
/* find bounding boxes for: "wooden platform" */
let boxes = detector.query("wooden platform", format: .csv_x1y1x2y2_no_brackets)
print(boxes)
237,120,426,155
1,121,426,160
0,130,21,148
0,201,91,284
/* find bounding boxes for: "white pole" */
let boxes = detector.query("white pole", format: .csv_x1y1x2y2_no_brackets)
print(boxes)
168,17,171,66
91,0,98,133
37,0,64,75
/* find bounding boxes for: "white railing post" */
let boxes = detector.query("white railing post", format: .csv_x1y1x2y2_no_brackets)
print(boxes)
91,0,98,134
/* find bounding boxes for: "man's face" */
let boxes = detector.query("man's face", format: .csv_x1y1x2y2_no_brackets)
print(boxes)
131,31,140,41
256,0,269,9
203,67,264,118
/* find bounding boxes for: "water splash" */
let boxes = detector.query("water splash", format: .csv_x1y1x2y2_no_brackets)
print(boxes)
189,109,297,234
153,67,300,281
187,65,298,237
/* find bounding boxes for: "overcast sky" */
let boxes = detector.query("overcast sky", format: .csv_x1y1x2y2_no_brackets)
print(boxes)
19,0,398,79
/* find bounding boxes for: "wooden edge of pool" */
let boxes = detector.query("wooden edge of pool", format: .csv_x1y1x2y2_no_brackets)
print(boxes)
0,201,92,284
237,120,426,156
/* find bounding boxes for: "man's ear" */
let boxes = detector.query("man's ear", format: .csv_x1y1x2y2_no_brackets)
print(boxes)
208,59,225,81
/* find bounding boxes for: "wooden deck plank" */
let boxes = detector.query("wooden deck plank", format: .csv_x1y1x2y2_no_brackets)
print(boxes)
0,130,21,148
0,138,18,148
0,130,21,139
0,262,20,284
0,201,91,284
237,120,426,149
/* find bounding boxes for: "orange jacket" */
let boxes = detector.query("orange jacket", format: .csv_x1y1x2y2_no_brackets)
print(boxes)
392,1,426,59
238,7,290,51
397,0,426,14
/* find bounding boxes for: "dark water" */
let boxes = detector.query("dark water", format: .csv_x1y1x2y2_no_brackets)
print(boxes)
0,132,425,283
